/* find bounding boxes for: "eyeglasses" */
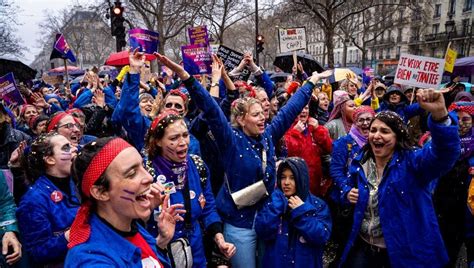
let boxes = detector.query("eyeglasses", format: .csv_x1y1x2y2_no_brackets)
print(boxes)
165,102,183,110
460,117,472,123
357,118,373,124
57,122,81,130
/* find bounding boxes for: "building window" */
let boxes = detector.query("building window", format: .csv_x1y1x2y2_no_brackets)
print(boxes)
432,23,440,34
397,28,402,42
464,0,472,11
434,4,442,17
396,46,401,58
462,19,469,35
449,0,456,15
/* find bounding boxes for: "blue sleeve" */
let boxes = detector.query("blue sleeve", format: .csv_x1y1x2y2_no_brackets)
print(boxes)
16,200,68,263
198,164,221,228
103,85,118,108
412,114,461,185
73,89,93,108
255,190,288,240
267,81,315,144
184,77,234,157
290,197,332,246
188,134,201,156
70,83,81,96
47,103,64,115
111,73,150,151
255,71,275,98
220,89,239,121
404,103,424,119
218,79,227,99
329,138,354,205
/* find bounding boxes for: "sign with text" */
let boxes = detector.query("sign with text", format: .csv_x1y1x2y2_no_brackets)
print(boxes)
444,47,457,73
188,26,209,45
0,73,25,105
181,44,212,75
278,27,306,53
216,45,250,81
394,53,445,89
129,28,160,54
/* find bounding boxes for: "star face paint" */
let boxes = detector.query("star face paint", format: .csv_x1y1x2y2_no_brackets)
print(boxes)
158,120,190,163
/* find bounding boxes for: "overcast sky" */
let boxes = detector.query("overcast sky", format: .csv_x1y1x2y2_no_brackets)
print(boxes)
15,0,89,65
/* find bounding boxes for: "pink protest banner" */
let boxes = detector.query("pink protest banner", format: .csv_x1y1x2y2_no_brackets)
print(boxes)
394,53,445,89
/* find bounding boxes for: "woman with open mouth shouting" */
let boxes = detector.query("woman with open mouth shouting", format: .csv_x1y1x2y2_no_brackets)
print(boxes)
16,133,79,266
337,89,461,267
154,52,332,268
144,110,236,267
65,137,184,267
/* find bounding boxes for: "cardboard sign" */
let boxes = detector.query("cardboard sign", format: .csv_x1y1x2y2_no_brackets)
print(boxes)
278,27,307,53
188,26,209,45
129,28,160,54
216,45,251,81
181,44,212,75
394,53,445,89
0,73,25,105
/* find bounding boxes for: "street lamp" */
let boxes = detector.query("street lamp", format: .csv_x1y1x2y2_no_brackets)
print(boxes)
445,20,455,55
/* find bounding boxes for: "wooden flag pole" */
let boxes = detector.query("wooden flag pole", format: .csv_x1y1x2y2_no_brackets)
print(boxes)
63,58,70,90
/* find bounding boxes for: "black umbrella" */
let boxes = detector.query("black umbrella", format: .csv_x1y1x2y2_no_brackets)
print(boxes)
273,52,324,75
270,72,292,83
0,58,37,83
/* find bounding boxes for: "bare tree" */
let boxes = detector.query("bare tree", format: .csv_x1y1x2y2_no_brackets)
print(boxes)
288,0,416,68
0,0,26,57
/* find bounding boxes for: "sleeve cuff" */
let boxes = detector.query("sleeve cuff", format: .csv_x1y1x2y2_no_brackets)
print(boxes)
183,76,196,88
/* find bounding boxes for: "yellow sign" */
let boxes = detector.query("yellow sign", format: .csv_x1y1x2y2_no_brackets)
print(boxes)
444,47,457,73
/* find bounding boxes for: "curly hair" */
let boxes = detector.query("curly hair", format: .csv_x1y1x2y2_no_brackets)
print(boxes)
230,97,262,128
27,132,59,181
145,112,184,160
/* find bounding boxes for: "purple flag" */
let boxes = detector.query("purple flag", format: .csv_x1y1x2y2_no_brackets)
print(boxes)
188,26,209,45
129,28,160,54
0,73,25,105
181,44,212,75
52,34,76,62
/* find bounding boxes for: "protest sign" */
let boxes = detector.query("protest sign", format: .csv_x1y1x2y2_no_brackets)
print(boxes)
394,53,445,89
129,28,160,54
188,26,209,45
278,27,306,53
444,47,457,73
0,73,25,105
51,33,76,63
216,45,251,81
181,44,212,75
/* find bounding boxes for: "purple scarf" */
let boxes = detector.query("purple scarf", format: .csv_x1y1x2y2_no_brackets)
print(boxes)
460,129,474,161
152,155,188,188
349,125,367,148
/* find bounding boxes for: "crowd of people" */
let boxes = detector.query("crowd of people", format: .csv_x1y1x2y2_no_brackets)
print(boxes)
0,48,472,268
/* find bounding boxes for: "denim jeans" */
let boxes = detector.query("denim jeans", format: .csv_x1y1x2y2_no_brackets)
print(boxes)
224,223,257,268
343,237,390,268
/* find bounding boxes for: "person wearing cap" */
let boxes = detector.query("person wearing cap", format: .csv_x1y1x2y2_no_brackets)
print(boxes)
255,157,331,268
154,51,332,268
380,84,424,123
65,137,183,267
426,101,474,267
338,89,460,267
26,114,49,139
326,90,356,141
16,133,79,266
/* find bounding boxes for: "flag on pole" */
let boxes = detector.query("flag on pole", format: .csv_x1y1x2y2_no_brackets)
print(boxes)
50,33,76,63
444,47,457,73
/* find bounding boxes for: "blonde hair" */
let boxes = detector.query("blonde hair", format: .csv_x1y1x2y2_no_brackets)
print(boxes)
230,97,262,128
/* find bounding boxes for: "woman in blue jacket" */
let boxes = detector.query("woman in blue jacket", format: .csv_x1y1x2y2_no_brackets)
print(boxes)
339,89,461,267
65,137,182,267
16,133,79,266
255,157,331,268
144,111,236,267
154,52,332,268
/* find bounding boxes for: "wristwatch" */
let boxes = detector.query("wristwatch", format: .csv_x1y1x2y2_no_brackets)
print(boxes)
210,82,219,87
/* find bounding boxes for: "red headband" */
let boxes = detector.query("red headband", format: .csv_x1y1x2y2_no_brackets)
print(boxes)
169,89,188,103
47,112,68,133
20,104,35,118
150,110,180,131
448,102,474,115
353,105,375,121
68,138,132,249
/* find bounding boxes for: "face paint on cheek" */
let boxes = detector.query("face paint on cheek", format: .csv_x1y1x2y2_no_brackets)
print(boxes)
59,152,72,161
120,196,135,203
165,146,175,156
123,189,135,195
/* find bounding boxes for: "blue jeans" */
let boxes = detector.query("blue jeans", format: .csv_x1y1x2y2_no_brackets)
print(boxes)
224,223,257,268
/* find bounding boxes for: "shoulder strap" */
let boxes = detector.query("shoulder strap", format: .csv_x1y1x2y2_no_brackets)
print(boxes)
182,178,193,231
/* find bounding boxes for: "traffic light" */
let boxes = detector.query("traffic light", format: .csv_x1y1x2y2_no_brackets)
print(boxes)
110,1,125,37
256,35,264,53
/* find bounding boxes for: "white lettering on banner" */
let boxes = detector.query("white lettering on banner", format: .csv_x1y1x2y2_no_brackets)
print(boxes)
393,53,445,89
279,27,306,53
